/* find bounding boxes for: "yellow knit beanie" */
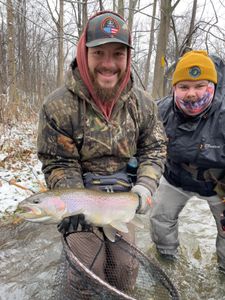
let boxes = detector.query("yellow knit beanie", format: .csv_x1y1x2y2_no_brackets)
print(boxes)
172,50,217,85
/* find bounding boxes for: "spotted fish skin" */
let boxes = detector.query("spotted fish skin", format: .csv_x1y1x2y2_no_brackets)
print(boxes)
16,188,143,241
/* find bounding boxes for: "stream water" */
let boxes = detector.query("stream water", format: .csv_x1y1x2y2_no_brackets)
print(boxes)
1,196,225,300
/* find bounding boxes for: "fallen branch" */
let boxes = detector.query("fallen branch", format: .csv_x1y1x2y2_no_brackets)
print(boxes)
17,155,47,192
1,177,36,193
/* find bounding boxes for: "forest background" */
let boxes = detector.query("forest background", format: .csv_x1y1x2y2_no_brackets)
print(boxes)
1,0,225,216
1,0,225,123
1,3,225,299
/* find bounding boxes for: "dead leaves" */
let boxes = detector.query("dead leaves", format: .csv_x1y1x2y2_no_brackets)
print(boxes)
0,122,47,222
0,211,24,226
0,177,47,194
0,148,33,170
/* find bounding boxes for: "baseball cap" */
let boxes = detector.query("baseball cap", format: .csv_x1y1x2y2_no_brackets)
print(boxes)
86,12,133,48
172,50,217,85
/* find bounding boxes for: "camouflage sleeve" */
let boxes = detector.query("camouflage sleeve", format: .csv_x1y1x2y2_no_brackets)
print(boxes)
135,92,167,195
37,94,84,190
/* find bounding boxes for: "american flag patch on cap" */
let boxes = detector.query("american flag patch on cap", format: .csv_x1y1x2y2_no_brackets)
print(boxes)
102,17,120,36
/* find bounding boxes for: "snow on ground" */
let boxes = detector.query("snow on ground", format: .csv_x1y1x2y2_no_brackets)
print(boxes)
0,122,45,218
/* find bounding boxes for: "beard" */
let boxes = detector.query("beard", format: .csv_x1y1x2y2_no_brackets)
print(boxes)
89,68,126,103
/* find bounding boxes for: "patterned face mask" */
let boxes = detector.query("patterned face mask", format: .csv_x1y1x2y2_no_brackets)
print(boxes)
174,82,215,116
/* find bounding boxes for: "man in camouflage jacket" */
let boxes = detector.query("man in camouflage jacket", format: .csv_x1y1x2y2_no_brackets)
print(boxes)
37,11,167,293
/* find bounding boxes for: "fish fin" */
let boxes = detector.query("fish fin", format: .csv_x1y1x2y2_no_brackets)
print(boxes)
110,221,129,233
130,215,144,229
26,216,52,223
102,225,117,242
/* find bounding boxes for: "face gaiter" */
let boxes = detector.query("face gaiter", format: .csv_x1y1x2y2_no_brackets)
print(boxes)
174,81,215,116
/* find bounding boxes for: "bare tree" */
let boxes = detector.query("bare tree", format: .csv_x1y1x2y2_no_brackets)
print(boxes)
82,0,88,29
1,0,225,124
69,0,87,38
57,0,64,86
152,0,180,99
16,0,29,93
164,0,198,95
6,0,17,106
118,0,124,17
45,0,64,87
144,0,157,90
0,9,7,122
185,0,197,50
128,0,138,30
113,0,116,11
0,9,6,96
99,0,104,11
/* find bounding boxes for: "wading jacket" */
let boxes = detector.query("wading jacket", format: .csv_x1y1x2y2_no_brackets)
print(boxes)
37,60,167,194
158,56,225,196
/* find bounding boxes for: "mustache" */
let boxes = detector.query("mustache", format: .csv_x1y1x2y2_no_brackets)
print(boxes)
95,67,119,73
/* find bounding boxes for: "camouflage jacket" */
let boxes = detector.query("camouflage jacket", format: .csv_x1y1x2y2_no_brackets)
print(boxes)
37,61,167,194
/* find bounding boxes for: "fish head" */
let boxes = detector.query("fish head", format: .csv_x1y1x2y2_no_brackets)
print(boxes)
16,192,66,223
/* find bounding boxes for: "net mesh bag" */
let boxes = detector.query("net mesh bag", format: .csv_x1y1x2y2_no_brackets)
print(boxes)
52,231,179,300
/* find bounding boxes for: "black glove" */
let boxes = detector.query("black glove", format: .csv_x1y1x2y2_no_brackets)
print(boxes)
57,214,89,235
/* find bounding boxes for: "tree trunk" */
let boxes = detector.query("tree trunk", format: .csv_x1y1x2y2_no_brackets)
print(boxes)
128,0,138,30
99,0,104,11
185,0,197,50
57,0,64,87
0,10,7,96
18,0,29,93
7,0,17,105
113,0,116,11
82,0,88,31
144,0,157,90
118,0,124,17
152,0,171,99
164,0,197,95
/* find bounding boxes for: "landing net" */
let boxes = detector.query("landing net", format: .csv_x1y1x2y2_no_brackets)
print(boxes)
52,231,179,300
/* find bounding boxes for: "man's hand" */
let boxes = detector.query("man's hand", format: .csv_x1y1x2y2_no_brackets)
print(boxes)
57,214,88,235
131,184,152,214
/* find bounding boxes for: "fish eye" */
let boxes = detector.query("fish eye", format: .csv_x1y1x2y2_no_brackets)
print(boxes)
33,198,40,204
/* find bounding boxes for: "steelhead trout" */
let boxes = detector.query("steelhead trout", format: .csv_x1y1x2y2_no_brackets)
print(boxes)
16,188,143,241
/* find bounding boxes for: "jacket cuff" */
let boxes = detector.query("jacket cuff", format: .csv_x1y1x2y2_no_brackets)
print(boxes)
136,176,157,195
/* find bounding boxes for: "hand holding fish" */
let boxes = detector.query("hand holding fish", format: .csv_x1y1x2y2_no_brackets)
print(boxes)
131,184,152,214
57,214,89,235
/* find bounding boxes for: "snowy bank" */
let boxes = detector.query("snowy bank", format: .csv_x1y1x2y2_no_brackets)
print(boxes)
0,122,45,218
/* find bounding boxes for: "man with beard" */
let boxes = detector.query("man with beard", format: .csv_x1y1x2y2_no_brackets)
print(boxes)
37,11,167,295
